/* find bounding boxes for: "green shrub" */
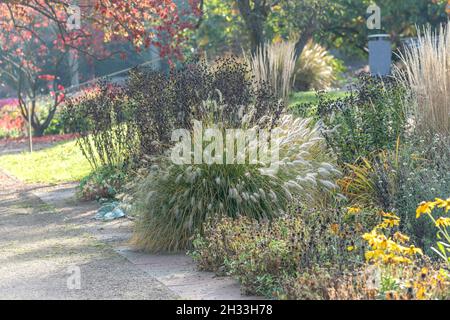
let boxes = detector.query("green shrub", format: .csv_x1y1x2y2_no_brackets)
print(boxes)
78,165,129,201
394,134,450,251
340,134,450,253
62,83,138,170
43,113,65,135
190,205,377,297
301,74,409,164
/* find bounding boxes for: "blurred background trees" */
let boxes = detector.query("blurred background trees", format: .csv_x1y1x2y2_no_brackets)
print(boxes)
0,0,449,137
191,0,449,59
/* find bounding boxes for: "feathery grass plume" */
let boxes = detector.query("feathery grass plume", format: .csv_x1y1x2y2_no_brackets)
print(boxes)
246,41,296,103
130,161,293,252
129,112,340,252
394,23,450,136
294,41,339,91
264,114,342,206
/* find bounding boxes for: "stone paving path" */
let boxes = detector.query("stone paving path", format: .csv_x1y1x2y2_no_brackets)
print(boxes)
0,170,256,300
0,171,175,299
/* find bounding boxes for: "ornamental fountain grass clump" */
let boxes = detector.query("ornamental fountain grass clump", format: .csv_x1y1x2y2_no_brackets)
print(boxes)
129,113,341,252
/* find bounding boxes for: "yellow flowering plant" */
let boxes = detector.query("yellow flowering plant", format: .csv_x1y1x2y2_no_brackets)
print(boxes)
361,210,450,299
416,198,450,267
362,212,423,266
339,206,383,253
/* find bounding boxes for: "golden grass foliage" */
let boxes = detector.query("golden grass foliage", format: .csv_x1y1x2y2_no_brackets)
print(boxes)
246,41,296,103
395,23,450,136
294,41,337,91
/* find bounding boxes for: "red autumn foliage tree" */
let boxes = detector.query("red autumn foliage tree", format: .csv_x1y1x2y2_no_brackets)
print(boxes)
0,0,201,136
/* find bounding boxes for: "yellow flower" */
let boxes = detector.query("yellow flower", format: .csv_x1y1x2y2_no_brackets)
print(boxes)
347,245,355,251
391,256,412,265
434,198,450,213
420,267,429,277
435,217,450,228
416,201,435,219
387,240,403,254
347,207,361,214
362,229,378,246
405,245,423,256
330,223,339,235
381,211,400,220
416,286,426,300
380,252,410,265
379,237,389,250
365,249,384,261
393,231,410,243
380,218,400,229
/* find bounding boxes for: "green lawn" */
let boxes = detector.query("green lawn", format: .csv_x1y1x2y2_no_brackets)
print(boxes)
289,90,348,106
289,90,348,118
0,140,92,184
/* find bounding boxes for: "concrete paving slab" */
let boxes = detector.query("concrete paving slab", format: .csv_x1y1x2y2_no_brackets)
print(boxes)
30,182,262,300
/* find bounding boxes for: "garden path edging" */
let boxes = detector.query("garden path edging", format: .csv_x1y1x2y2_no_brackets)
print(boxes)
32,183,260,300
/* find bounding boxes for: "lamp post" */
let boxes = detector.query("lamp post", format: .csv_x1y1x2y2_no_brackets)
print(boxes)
368,34,392,76
27,99,33,153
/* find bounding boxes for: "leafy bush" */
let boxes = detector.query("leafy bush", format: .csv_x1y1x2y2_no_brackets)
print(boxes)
191,204,378,298
129,113,340,252
64,57,282,167
340,134,450,252
192,204,450,299
78,165,129,201
198,215,307,297
294,41,344,91
0,103,25,138
62,83,138,170
43,113,66,135
300,74,408,164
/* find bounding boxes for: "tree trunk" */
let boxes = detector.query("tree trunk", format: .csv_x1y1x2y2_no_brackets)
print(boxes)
31,123,45,137
236,0,268,53
294,25,315,62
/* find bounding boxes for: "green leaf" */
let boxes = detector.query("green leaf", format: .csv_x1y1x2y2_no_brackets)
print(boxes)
431,246,447,261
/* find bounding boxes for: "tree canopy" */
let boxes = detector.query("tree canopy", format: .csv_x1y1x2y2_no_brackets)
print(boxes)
0,0,201,135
